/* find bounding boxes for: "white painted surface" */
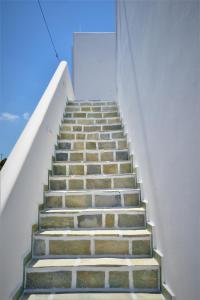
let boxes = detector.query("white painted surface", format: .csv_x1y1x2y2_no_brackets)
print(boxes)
0,61,74,299
116,1,200,299
73,32,116,100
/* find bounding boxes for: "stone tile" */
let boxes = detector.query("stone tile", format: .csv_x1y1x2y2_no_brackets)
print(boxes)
86,178,111,189
85,126,101,132
81,107,91,112
46,196,62,208
87,165,101,175
58,142,71,150
40,216,74,229
116,151,129,161
133,270,158,289
100,152,113,161
103,164,118,174
53,165,66,175
74,113,86,118
92,107,101,112
74,142,84,150
124,193,139,206
87,133,98,140
86,142,97,150
112,132,124,139
95,240,128,255
86,153,98,161
103,125,122,131
70,153,83,161
26,271,71,289
60,133,75,140
76,133,86,140
96,119,106,124
33,239,45,256
78,215,102,228
50,180,66,190
62,126,71,131
118,140,127,149
103,112,118,117
118,214,144,228
105,214,115,227
98,142,115,150
77,271,105,288
73,126,82,131
65,194,92,208
132,240,151,255
68,179,84,190
88,113,102,118
69,165,84,175
120,163,131,174
109,271,129,288
100,133,110,140
49,240,90,255
95,194,121,207
56,153,68,161
113,177,135,188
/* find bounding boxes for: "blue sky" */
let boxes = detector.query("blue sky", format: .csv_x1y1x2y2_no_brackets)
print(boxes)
0,0,115,157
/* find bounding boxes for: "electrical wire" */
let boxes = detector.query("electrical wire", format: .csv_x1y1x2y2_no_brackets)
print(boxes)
37,0,60,62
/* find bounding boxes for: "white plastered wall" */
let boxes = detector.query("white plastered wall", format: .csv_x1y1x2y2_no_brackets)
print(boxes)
73,32,116,100
116,1,200,299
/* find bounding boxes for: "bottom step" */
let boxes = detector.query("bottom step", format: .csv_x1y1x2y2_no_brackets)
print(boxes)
21,293,165,300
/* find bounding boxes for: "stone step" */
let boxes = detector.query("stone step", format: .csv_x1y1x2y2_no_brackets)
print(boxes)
49,174,137,191
45,189,140,208
52,161,133,176
24,257,160,292
58,130,125,141
64,112,119,119
33,229,152,257
63,118,121,125
55,149,129,162
39,207,145,230
67,101,117,106
21,293,165,300
56,139,128,151
60,124,123,132
65,105,118,113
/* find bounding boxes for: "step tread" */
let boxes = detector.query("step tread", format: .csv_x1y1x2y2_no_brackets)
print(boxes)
45,188,140,195
27,257,159,269
35,229,151,237
49,174,136,179
53,160,131,165
21,293,165,300
41,207,145,214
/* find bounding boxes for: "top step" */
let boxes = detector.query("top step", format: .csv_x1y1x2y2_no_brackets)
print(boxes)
68,101,116,106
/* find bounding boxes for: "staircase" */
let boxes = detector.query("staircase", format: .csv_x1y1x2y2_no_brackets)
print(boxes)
21,101,165,299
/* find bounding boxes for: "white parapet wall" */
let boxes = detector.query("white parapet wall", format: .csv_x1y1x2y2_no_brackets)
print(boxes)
73,32,116,100
0,61,74,299
116,1,200,299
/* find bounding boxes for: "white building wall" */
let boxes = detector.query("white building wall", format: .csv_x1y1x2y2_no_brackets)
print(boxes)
73,32,116,100
116,1,200,299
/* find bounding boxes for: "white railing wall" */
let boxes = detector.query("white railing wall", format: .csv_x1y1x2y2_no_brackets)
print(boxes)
0,61,75,299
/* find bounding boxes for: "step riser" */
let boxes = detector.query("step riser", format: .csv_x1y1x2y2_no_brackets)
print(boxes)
59,131,125,140
40,212,145,230
56,140,128,151
55,150,129,162
63,118,121,125
25,268,160,291
53,162,132,176
65,106,118,112
33,237,151,257
45,192,140,208
49,175,137,191
64,112,119,119
60,124,123,132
